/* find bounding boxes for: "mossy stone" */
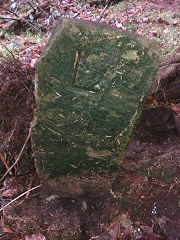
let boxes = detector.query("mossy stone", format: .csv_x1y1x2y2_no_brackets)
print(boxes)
33,18,161,198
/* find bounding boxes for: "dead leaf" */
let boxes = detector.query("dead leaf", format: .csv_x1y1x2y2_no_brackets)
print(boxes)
1,217,13,233
30,58,38,68
136,29,143,35
24,40,30,45
25,234,46,240
170,103,180,115
163,28,170,34
2,224,13,233
151,31,158,37
157,17,164,24
2,188,18,198
147,96,158,107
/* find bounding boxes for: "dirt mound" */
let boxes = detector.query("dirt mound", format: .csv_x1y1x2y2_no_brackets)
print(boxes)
0,58,35,174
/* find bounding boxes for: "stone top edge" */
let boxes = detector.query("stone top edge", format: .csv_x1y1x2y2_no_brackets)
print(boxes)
37,17,162,65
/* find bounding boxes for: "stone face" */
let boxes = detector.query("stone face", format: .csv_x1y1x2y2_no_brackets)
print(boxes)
33,18,161,198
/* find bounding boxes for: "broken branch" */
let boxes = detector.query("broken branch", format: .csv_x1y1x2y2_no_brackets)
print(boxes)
0,15,18,21
0,8,40,38
0,152,13,176
0,124,32,183
98,0,112,22
0,185,42,212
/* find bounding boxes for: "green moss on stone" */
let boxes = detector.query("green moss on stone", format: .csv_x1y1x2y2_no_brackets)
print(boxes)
33,19,161,178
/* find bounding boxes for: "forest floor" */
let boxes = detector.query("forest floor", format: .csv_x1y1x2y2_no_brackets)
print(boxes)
0,0,180,239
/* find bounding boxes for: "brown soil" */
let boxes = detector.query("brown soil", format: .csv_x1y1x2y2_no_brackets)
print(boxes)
0,58,35,175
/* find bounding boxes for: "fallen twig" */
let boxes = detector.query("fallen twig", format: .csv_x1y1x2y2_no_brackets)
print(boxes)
0,8,40,38
18,9,40,33
3,44,17,60
25,173,36,199
0,184,42,212
0,15,18,21
0,152,13,176
98,0,112,22
0,6,19,18
0,148,24,192
15,0,25,13
0,124,33,183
